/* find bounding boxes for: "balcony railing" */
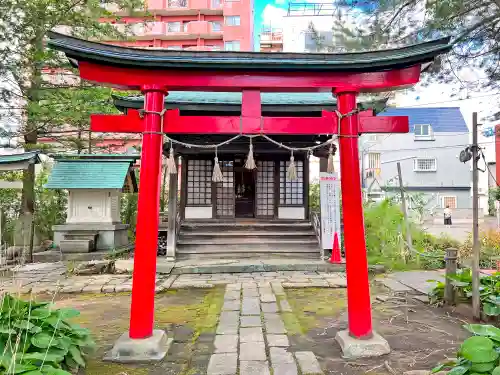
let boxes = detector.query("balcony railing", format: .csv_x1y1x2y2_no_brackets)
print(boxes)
168,0,187,8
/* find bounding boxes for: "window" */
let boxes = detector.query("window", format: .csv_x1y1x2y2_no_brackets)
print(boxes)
211,0,221,6
183,21,191,32
413,158,437,172
167,22,181,32
166,45,182,50
279,160,304,205
414,124,434,140
368,152,381,170
224,41,241,51
441,196,457,209
187,159,212,205
210,21,222,32
225,16,241,26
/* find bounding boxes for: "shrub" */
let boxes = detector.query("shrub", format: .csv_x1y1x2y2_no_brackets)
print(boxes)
428,269,500,317
459,230,500,268
0,294,95,374
432,324,500,375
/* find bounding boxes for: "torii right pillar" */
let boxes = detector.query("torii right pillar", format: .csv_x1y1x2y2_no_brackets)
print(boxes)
334,90,391,358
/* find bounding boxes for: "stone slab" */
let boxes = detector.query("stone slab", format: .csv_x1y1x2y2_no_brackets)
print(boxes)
240,342,266,360
241,298,261,315
240,327,264,343
103,330,171,362
391,270,445,295
222,299,241,311
335,330,390,359
295,351,323,374
259,293,277,303
207,353,238,375
214,334,238,353
261,302,278,313
273,363,298,375
240,315,262,327
240,361,271,375
266,334,289,347
377,278,413,293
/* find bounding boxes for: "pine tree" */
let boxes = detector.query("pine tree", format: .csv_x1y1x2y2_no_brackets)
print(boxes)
0,0,143,221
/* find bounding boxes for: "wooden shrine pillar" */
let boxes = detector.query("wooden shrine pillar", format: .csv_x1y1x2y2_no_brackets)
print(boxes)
166,157,178,261
335,90,373,339
129,86,166,339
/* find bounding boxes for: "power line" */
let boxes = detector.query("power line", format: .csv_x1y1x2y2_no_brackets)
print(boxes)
393,92,500,108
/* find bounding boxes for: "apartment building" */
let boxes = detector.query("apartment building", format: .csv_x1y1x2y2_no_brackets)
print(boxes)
259,26,283,52
102,0,254,51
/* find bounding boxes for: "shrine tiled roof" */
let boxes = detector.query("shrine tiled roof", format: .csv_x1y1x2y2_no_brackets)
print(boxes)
45,154,139,190
47,32,452,73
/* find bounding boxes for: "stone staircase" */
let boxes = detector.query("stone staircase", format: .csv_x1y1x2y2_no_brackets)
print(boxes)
176,220,321,260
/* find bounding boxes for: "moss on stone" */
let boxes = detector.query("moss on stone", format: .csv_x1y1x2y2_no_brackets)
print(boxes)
284,288,347,333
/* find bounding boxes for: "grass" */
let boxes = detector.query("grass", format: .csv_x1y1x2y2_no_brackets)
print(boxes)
282,288,347,334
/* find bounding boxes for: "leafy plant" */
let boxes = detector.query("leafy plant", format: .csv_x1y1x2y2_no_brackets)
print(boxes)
428,270,500,316
432,324,500,375
0,294,95,374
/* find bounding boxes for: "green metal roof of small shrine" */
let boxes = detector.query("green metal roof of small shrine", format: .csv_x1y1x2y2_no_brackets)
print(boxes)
112,92,387,112
47,31,452,72
45,154,139,190
0,152,41,165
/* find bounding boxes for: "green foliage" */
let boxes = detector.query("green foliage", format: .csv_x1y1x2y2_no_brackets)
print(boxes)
33,164,67,241
0,164,66,246
432,324,500,375
309,181,320,211
428,270,500,316
364,199,460,270
0,294,95,374
460,230,500,268
121,193,138,241
488,188,500,216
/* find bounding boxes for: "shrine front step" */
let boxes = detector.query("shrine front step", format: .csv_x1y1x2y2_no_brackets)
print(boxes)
175,220,320,260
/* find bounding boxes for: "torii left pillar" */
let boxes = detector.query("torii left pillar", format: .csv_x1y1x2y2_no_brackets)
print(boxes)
105,85,172,362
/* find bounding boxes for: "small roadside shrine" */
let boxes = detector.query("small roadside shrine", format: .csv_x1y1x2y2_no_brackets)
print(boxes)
45,154,138,257
48,31,452,361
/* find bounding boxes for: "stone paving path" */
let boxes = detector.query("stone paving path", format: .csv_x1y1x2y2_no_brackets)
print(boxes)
0,262,347,295
207,281,326,375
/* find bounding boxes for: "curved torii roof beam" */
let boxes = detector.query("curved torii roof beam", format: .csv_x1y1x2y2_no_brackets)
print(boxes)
47,32,452,92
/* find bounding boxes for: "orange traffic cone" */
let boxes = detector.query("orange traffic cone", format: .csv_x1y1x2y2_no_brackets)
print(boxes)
329,232,342,264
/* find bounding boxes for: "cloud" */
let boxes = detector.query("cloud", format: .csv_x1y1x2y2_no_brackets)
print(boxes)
275,0,286,5
262,4,287,27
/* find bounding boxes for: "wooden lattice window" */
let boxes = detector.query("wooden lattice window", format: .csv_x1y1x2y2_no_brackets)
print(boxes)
256,161,274,217
279,160,304,205
216,160,234,217
187,159,212,205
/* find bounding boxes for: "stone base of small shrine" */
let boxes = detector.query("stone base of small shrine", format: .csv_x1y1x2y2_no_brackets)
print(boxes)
335,330,390,359
53,223,131,253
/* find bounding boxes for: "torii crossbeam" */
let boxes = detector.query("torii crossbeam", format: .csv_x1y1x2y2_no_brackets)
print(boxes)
48,31,452,360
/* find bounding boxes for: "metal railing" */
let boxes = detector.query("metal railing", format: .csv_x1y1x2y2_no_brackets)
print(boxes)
168,0,187,8
310,210,323,260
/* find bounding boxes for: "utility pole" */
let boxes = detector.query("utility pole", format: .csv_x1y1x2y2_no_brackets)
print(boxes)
472,112,481,320
397,162,412,262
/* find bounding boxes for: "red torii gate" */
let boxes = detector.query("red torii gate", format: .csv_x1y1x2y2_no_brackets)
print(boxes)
48,32,451,359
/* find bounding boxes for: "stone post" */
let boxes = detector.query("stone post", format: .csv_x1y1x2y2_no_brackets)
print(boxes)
444,247,458,305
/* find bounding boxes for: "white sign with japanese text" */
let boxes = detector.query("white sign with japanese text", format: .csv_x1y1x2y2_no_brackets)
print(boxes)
319,172,341,250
